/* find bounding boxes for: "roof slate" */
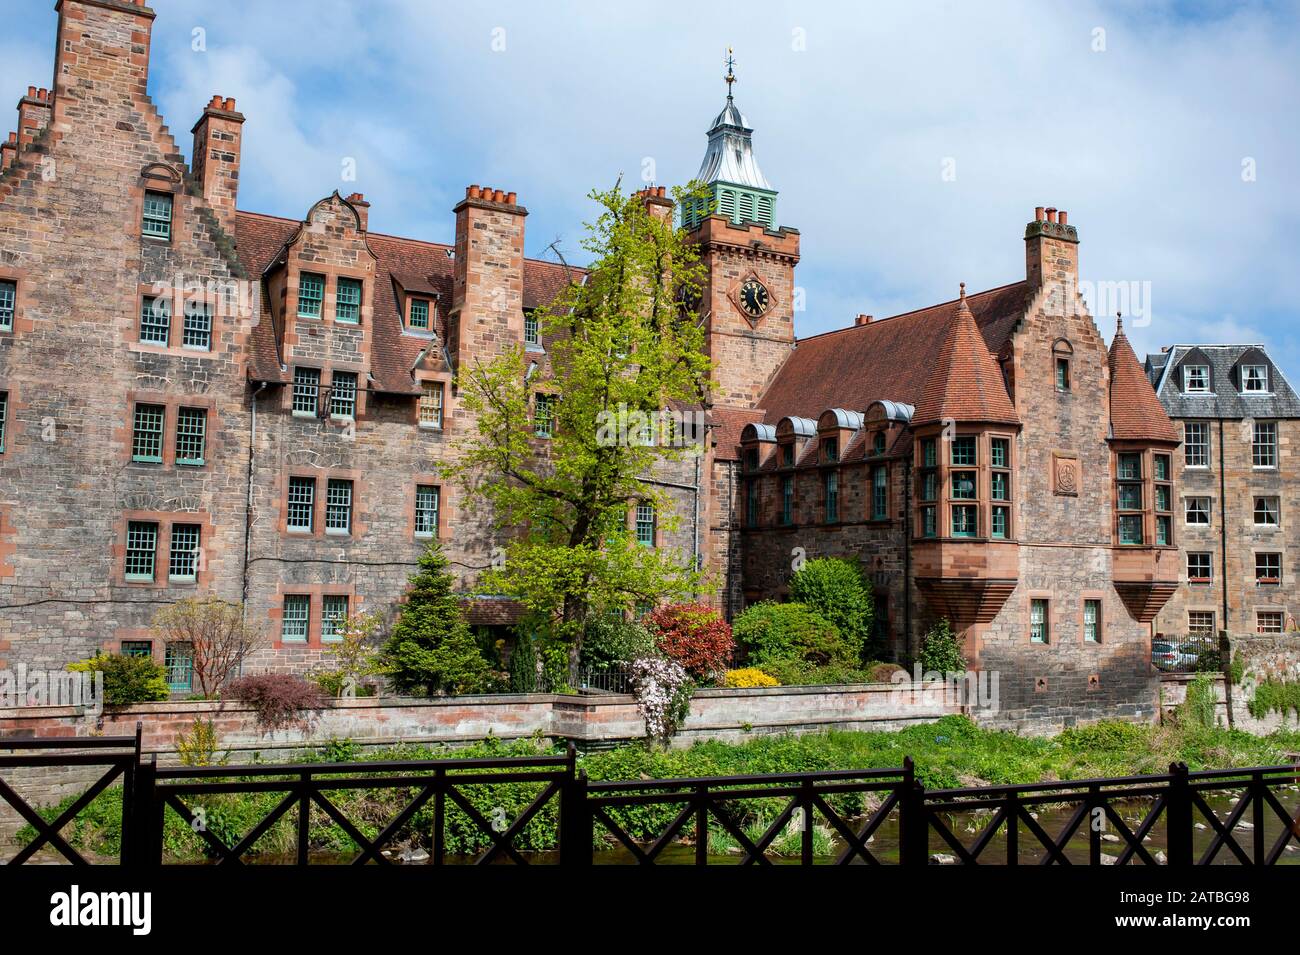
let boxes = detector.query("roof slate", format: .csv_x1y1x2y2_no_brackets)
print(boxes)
1146,344,1300,420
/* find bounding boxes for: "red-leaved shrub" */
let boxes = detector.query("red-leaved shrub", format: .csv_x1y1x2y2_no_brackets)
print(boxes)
226,673,326,734
645,603,734,680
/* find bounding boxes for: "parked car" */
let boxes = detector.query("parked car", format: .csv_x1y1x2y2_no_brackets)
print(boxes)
1151,641,1199,671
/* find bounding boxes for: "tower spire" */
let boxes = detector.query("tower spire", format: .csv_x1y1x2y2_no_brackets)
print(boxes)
725,47,736,100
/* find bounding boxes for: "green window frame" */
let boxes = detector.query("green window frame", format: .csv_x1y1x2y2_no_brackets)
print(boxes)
335,277,362,323
322,595,349,642
990,438,1009,469
872,432,886,456
825,471,838,523
168,523,200,581
1156,514,1172,546
408,298,430,330
1056,357,1071,392
175,408,206,466
951,471,977,500
919,470,938,502
419,381,444,428
330,371,357,419
287,476,315,531
281,595,310,642
1155,485,1171,512
297,272,325,318
0,390,7,454
951,436,977,466
1153,454,1170,482
781,476,794,525
182,301,212,350
991,471,1009,502
1083,599,1101,643
746,480,759,527
1030,598,1049,644
920,505,937,538
415,485,440,537
524,309,540,346
132,403,165,463
991,505,1009,539
142,191,172,239
1117,453,1142,480
534,393,555,438
823,437,838,463
325,479,353,534
951,504,978,538
121,640,153,658
140,295,170,345
164,642,193,691
872,465,888,520
782,444,794,467
1118,483,1143,511
125,520,158,581
292,367,320,415
1118,514,1144,545
635,502,656,547
0,278,13,331
921,438,937,468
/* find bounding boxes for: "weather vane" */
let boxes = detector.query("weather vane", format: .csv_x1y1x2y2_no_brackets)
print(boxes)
725,47,736,97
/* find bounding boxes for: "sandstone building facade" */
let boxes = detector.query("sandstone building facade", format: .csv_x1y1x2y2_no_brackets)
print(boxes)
0,0,1286,729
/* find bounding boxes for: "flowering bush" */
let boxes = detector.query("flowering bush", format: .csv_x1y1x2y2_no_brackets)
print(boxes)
225,673,325,734
629,655,693,746
723,667,779,688
645,603,734,680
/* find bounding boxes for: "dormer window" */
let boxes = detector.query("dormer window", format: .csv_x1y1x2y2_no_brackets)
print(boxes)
823,438,838,463
408,297,431,331
1183,364,1210,393
781,444,794,468
335,278,362,324
872,432,886,456
297,273,325,319
524,309,540,347
1242,364,1268,393
744,448,759,472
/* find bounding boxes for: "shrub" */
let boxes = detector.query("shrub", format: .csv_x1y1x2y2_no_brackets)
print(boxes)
724,667,779,688
150,596,264,697
756,659,877,686
381,543,497,695
645,603,734,680
732,601,854,669
1181,673,1218,730
67,653,169,707
917,619,966,675
309,613,383,698
867,662,907,683
629,655,693,747
226,673,326,734
789,557,875,661
579,616,656,670
509,628,540,692
175,718,226,767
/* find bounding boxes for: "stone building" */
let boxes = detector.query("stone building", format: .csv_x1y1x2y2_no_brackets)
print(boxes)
2,0,1283,730
1145,345,1300,639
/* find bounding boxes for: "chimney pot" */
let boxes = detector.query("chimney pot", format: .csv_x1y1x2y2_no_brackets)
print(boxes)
468,185,480,199
1058,210,1068,226
223,97,236,111
1045,207,1058,223
27,86,36,98
494,189,505,202
1035,206,1045,222
506,191,517,204
7,132,15,144
855,314,874,326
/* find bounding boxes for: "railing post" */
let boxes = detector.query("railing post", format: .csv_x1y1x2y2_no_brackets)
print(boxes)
1166,762,1193,866
801,779,815,865
899,756,928,866
130,754,162,867
558,745,591,866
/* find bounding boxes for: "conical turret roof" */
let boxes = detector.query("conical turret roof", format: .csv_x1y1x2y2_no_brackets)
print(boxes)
913,284,1020,427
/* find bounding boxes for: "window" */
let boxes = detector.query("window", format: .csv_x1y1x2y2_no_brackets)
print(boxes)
952,505,978,537
1056,357,1071,392
1154,455,1172,545
415,485,440,537
0,390,7,454
920,505,937,539
1187,552,1212,582
322,595,349,642
524,309,540,346
140,295,169,345
292,367,320,415
951,471,977,500
781,476,793,525
325,479,353,534
335,277,362,323
1254,496,1280,526
825,471,839,522
782,444,794,468
168,523,200,581
1030,599,1049,644
744,449,759,472
1117,452,1143,545
0,278,13,331
1253,422,1277,468
951,436,977,466
872,466,888,520
872,432,886,456
298,273,325,318
746,480,759,527
182,301,212,350
823,437,838,463
164,642,193,691
1186,497,1211,525
131,403,165,463
330,371,357,419
1188,611,1215,636
121,641,152,658
1183,364,1209,393
125,520,158,581
1256,552,1281,584
992,506,1009,539
1083,599,1101,643
282,595,310,642
1118,514,1144,545
1154,454,1170,482
990,438,1009,469
287,476,315,531
142,191,172,240
1117,453,1142,480
534,393,555,438
635,502,656,547
1242,364,1268,393
1257,611,1284,634
1184,422,1209,468
419,381,444,429
175,408,206,466
919,470,938,502
991,471,1009,501
409,297,430,330
921,438,937,468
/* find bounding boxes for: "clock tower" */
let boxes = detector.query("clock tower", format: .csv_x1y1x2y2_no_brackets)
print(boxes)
686,54,800,408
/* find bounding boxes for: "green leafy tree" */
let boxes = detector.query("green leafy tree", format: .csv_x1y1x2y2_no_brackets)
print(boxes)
732,602,855,669
918,619,966,675
789,557,875,661
68,653,169,706
381,543,495,695
446,182,714,681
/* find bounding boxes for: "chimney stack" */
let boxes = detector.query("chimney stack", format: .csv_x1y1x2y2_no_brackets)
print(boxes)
53,0,157,121
855,314,874,326
1024,203,1079,291
450,184,528,378
345,193,370,231
191,94,245,240
0,131,16,171
16,87,52,148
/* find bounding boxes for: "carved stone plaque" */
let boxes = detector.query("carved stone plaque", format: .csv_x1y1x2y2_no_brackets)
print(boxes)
1053,452,1079,497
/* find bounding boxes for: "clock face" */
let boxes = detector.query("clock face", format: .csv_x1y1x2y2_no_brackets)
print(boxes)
739,279,770,318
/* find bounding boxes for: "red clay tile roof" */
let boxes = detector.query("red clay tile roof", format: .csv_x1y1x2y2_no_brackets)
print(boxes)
1108,318,1179,443
235,210,582,393
913,286,1020,427
709,406,767,461
758,282,1028,424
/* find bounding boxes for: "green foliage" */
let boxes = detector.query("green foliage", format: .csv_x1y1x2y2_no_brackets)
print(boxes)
917,619,966,675
788,557,875,661
508,628,540,692
1181,673,1219,730
732,601,855,669
309,613,383,697
579,616,656,670
756,659,879,686
175,718,227,767
381,543,497,695
67,653,169,706
1247,679,1300,720
444,182,715,679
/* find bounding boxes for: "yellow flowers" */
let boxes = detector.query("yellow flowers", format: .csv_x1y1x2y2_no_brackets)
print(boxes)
724,667,779,688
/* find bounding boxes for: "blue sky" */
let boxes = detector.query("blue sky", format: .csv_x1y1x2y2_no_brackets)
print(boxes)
3,0,1298,372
